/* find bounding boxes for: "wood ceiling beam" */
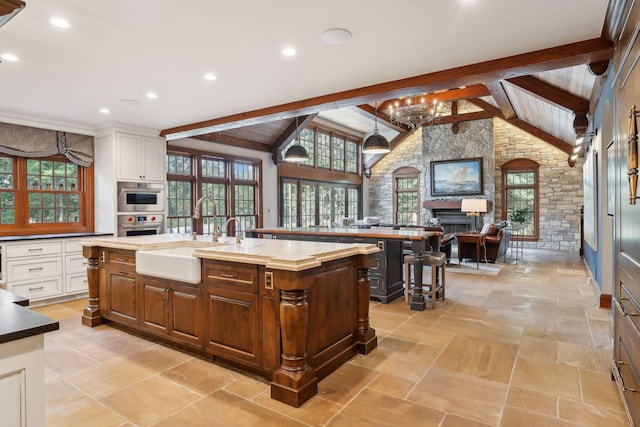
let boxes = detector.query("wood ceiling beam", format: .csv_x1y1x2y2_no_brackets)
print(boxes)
161,38,613,140
192,133,272,152
505,75,590,114
466,98,573,154
376,84,490,113
484,81,516,119
270,114,317,164
0,0,25,16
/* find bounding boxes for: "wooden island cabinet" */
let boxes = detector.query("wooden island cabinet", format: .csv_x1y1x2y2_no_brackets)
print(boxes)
80,236,379,407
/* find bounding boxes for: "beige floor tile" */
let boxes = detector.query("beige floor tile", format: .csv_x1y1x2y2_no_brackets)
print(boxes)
556,341,611,373
506,386,558,417
389,323,455,348
46,378,86,410
46,396,125,427
44,341,98,379
99,375,201,426
222,371,270,399
408,368,508,425
483,307,530,326
349,342,433,381
161,358,238,394
56,325,155,362
501,406,581,427
432,335,518,383
524,312,593,347
369,310,412,331
317,363,379,405
253,390,344,427
440,413,493,427
519,335,557,362
558,398,631,426
366,372,417,399
154,389,307,426
579,369,627,412
511,357,580,399
327,388,445,427
121,342,194,372
66,357,157,399
431,314,523,344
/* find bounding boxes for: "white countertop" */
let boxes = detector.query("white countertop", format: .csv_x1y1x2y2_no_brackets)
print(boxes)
80,234,380,271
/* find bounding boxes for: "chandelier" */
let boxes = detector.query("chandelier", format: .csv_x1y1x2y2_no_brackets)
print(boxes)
387,97,446,130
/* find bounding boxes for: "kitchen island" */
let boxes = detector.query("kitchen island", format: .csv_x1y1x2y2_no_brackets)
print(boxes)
247,226,442,309
79,235,379,407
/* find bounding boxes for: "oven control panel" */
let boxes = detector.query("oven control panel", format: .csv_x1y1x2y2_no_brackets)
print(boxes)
120,214,163,225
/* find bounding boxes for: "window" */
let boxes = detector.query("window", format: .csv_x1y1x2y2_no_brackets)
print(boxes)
281,179,359,227
501,159,539,239
393,167,420,225
282,125,360,175
0,154,93,235
166,148,262,237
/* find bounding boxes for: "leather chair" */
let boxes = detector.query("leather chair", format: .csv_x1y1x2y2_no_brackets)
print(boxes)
458,223,506,263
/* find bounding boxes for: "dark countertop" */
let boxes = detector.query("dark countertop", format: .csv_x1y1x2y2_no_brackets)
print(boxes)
0,288,59,344
0,232,113,242
246,227,440,241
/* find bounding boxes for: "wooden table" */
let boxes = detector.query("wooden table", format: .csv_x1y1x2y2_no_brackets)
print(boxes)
456,233,486,269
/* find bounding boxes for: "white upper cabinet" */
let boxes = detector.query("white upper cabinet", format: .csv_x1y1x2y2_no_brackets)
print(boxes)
116,133,166,182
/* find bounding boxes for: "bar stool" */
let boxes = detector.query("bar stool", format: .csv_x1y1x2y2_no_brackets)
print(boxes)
403,251,446,308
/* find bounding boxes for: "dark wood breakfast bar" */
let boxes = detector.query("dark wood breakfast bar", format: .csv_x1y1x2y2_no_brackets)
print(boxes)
246,227,442,310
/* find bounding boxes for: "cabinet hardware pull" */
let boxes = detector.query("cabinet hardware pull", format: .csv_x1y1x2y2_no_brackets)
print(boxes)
101,251,105,263
219,273,237,278
28,248,43,252
28,286,44,291
613,360,639,392
614,297,639,317
28,267,44,272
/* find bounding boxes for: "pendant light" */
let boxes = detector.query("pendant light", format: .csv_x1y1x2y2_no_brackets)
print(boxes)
283,116,309,162
362,102,390,154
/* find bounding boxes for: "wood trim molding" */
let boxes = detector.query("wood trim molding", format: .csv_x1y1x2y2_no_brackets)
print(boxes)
160,38,613,139
485,81,517,119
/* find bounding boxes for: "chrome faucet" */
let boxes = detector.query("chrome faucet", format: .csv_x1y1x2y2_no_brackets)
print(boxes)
192,196,219,241
225,217,242,244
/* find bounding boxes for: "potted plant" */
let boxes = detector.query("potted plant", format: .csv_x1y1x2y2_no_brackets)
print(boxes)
509,208,527,230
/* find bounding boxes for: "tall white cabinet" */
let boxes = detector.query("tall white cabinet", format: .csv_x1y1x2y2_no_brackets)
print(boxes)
94,124,166,233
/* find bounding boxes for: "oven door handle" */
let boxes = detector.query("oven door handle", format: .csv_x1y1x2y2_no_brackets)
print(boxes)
119,188,163,195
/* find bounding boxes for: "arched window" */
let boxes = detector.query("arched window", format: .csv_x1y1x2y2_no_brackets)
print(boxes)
393,167,420,225
501,158,539,240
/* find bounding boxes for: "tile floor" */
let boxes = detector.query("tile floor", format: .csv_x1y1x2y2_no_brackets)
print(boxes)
34,248,630,426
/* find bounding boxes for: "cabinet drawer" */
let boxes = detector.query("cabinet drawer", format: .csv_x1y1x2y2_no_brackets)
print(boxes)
64,240,83,254
6,257,62,281
66,273,88,294
66,255,89,274
202,261,257,294
10,277,63,300
103,250,136,270
5,241,62,259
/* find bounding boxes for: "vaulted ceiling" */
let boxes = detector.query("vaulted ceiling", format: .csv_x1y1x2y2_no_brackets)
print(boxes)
0,0,613,166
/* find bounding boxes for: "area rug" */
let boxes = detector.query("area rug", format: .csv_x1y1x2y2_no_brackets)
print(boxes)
446,259,504,276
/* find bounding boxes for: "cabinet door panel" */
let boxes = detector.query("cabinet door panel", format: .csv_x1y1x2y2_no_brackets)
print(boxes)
142,283,168,333
108,272,137,323
116,134,141,181
170,289,200,344
141,137,165,181
205,286,259,364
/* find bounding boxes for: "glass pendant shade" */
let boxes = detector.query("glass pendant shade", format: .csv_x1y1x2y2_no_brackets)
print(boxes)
283,143,309,162
362,131,390,154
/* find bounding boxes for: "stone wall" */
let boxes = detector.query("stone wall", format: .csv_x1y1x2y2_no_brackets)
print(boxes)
493,118,583,251
368,117,583,251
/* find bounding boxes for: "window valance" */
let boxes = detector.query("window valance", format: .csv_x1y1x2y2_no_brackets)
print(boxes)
0,122,94,166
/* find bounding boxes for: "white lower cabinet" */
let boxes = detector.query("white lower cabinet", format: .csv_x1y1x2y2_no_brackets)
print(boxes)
4,238,88,302
0,335,46,427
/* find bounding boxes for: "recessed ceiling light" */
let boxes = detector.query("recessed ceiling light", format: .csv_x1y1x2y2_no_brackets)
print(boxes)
146,92,158,99
50,17,70,29
120,99,141,106
281,47,297,56
320,28,352,44
203,73,217,81
1,53,19,62
100,108,110,114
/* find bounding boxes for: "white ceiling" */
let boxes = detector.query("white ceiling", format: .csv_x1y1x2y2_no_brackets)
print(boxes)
0,0,610,135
